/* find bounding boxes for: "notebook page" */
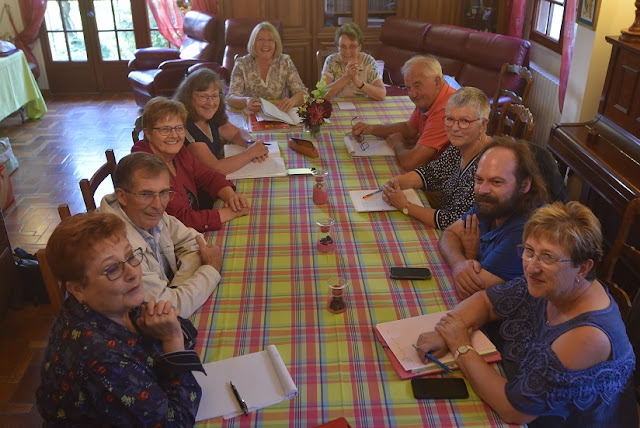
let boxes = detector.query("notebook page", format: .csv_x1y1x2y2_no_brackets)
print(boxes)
343,135,394,157
349,189,423,212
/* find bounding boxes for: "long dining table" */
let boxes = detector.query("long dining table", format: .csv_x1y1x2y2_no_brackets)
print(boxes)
195,96,517,427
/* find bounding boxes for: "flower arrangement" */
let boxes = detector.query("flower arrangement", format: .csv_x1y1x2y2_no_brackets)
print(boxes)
298,76,333,138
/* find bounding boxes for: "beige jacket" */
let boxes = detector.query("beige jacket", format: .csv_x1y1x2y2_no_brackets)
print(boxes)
98,194,220,317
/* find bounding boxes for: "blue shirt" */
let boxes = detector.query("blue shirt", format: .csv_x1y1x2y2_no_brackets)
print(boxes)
462,205,526,281
487,276,637,427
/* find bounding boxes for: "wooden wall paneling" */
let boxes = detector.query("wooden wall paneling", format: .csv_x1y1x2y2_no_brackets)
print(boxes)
397,0,462,26
218,0,267,18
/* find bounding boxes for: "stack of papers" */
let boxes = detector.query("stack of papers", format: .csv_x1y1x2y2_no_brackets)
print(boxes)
224,142,287,179
349,189,423,212
193,344,298,421
343,135,394,157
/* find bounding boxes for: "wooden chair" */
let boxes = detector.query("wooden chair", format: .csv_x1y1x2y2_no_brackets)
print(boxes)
599,198,640,321
36,203,72,312
316,47,338,82
494,101,534,140
79,149,116,212
488,63,533,135
132,116,143,143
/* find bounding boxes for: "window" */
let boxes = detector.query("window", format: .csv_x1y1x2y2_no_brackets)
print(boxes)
530,0,565,53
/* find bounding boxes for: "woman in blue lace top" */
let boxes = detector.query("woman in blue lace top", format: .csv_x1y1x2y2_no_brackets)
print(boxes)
37,213,204,426
416,201,637,427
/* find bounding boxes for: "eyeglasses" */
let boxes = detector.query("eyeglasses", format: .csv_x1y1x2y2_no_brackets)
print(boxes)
101,247,144,281
257,37,276,43
123,189,176,204
194,93,220,102
152,125,185,136
516,245,573,267
338,44,360,51
350,116,369,151
443,117,481,129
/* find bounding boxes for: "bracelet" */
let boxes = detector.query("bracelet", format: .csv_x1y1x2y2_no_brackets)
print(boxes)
358,82,366,89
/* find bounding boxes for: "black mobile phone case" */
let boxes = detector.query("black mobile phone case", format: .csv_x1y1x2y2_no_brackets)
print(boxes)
411,378,469,400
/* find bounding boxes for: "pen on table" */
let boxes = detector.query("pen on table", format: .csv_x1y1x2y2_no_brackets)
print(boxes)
362,189,383,199
247,140,271,146
412,344,453,374
230,381,248,415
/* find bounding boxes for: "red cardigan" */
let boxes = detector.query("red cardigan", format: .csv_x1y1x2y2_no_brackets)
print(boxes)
132,140,234,232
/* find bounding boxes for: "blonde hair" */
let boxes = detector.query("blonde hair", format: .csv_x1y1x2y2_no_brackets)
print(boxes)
247,22,282,58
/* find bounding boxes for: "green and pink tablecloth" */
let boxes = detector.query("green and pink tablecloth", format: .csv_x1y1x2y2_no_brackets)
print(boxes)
0,50,47,122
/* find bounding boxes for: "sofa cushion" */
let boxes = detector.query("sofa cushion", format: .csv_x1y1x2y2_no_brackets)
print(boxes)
423,25,471,60
377,17,430,86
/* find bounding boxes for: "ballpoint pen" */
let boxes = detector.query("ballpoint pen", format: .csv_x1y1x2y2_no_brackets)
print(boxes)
412,344,453,374
230,381,249,415
362,189,383,199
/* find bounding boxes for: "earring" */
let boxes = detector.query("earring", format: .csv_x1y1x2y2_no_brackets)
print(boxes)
574,278,581,286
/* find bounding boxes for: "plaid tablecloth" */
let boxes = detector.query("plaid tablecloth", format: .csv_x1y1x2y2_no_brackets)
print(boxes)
195,98,516,427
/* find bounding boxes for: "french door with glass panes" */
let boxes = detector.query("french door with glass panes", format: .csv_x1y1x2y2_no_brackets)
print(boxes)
41,0,162,93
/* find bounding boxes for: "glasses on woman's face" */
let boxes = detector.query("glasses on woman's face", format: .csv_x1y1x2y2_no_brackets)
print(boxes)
338,44,360,52
257,37,275,44
517,245,573,268
101,248,144,281
153,125,185,137
123,189,176,205
194,92,220,103
443,117,481,129
350,116,368,151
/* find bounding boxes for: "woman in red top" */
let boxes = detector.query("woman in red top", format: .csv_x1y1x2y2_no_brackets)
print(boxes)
132,97,249,232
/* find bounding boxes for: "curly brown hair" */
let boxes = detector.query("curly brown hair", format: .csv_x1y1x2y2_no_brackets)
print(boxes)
174,68,229,126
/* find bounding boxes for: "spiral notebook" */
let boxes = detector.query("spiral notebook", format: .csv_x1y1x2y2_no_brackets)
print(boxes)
193,344,298,421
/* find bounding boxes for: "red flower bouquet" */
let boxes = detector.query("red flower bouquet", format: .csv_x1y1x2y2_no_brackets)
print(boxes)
298,76,333,138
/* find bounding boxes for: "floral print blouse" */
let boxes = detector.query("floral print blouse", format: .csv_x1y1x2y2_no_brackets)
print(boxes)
36,296,204,427
227,53,307,101
321,52,382,98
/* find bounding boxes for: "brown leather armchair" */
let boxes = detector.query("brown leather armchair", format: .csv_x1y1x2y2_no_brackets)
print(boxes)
127,11,224,108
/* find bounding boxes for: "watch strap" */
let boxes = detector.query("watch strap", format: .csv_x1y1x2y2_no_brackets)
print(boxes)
454,345,475,363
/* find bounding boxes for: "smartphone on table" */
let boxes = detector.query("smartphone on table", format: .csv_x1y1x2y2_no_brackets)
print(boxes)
411,377,469,400
389,267,432,280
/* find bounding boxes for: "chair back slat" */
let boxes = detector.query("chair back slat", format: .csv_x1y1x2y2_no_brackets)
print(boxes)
79,149,116,212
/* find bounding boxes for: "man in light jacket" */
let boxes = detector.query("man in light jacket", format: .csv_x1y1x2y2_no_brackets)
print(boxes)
97,152,222,317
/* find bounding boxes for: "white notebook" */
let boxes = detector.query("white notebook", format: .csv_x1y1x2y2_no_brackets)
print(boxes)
224,142,287,179
193,344,298,421
344,135,395,157
257,98,301,125
349,189,423,212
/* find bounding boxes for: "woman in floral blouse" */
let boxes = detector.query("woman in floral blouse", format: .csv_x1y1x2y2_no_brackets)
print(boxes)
226,21,307,113
37,212,204,427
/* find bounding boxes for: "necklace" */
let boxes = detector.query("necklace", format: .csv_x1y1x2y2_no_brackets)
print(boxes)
545,307,563,326
545,282,592,326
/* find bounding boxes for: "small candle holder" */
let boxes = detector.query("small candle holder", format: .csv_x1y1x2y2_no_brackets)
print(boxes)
328,277,348,314
312,169,329,205
316,218,335,253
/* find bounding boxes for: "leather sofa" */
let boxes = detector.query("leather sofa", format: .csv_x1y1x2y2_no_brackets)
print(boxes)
377,17,531,100
127,11,224,108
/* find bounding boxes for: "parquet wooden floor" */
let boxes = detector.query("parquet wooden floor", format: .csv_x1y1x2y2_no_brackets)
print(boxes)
0,93,141,426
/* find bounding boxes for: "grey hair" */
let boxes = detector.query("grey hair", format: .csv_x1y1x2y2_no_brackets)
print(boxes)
446,87,490,120
401,55,443,80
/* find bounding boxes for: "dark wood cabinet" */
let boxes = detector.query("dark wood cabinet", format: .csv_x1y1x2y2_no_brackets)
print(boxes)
0,207,18,320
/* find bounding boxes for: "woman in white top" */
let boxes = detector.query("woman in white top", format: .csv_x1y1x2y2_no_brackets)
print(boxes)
322,23,386,100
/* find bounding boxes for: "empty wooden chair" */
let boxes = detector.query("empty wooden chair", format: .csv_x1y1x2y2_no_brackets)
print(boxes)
495,101,534,140
599,198,640,321
79,149,116,212
488,63,533,134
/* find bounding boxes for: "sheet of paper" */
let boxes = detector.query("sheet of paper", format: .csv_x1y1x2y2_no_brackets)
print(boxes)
376,313,497,373
337,101,356,110
224,143,287,179
193,345,298,421
349,189,423,212
227,110,250,132
343,135,395,157
259,98,301,125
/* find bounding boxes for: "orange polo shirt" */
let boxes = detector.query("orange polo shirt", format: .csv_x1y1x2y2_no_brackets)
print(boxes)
408,82,456,156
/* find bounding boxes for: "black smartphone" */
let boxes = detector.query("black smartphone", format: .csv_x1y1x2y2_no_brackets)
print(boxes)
389,267,432,280
411,378,469,400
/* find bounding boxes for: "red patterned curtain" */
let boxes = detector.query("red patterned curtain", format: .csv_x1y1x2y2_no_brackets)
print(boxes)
6,0,46,78
146,0,185,48
559,0,577,113
506,0,527,37
192,0,218,14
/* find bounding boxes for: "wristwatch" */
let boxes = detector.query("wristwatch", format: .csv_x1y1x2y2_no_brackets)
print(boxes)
454,345,475,363
402,201,411,215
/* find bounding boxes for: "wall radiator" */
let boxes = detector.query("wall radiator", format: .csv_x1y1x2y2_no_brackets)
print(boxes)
528,64,562,147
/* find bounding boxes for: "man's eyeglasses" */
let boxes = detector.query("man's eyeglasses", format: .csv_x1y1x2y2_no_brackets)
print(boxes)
194,93,220,102
153,125,185,136
516,245,573,267
443,117,481,129
101,247,144,281
350,116,369,151
123,189,176,204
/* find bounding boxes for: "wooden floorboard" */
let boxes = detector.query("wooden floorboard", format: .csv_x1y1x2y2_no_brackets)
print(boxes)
0,93,141,426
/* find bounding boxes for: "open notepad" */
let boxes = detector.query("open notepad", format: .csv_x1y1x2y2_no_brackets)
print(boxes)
257,98,301,125
374,311,499,379
224,142,287,179
343,135,395,157
349,189,423,212
193,345,298,421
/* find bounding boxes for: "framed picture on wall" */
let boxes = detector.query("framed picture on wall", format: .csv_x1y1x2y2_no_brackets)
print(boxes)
577,0,601,30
